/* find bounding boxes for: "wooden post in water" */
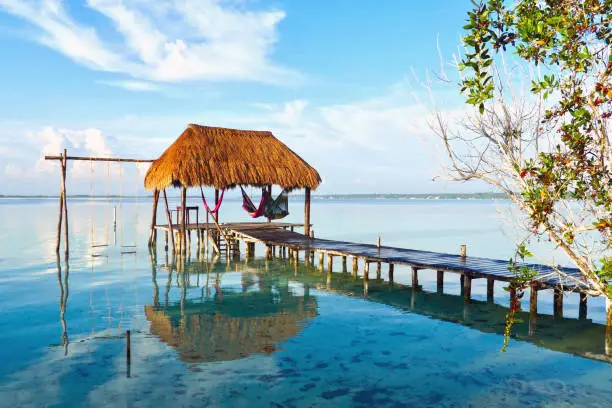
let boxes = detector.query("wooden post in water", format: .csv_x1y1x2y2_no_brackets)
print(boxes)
529,283,538,335
162,189,175,253
553,288,563,319
327,254,333,273
148,189,159,247
579,293,588,320
352,257,358,278
342,256,347,273
55,150,65,254
62,149,69,259
363,261,369,281
304,188,311,236
388,264,394,284
436,270,444,294
487,277,495,303
411,267,419,289
460,275,465,296
126,329,131,377
376,263,381,280
318,252,324,271
294,248,299,263
464,275,472,303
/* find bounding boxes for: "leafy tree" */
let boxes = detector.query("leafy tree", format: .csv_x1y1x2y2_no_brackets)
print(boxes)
430,0,611,329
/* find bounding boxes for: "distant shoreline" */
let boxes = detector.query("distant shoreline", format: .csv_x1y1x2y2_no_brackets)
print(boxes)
0,193,508,200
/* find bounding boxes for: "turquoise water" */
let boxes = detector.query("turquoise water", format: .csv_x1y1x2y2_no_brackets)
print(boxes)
0,197,611,407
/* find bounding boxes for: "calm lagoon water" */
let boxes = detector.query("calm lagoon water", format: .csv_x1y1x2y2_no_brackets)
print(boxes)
0,197,611,407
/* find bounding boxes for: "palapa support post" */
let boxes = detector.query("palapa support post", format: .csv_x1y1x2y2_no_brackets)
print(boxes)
214,189,220,225
363,261,369,281
553,288,563,319
437,270,444,294
148,189,160,247
304,187,311,236
463,275,472,303
294,248,299,262
162,189,175,254
327,254,333,273
579,293,588,320
352,257,358,278
181,186,187,257
342,256,347,273
388,264,394,284
376,263,381,280
266,245,272,259
487,277,495,303
318,251,324,271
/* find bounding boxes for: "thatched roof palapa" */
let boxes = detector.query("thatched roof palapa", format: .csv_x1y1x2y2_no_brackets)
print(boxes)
144,124,321,190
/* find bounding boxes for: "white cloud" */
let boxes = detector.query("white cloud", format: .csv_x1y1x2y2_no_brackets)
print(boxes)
99,80,161,92
0,0,296,85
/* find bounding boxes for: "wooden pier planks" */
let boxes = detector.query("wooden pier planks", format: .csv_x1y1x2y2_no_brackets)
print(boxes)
224,223,586,292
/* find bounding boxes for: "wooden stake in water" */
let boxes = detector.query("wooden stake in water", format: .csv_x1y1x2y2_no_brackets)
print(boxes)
126,330,131,377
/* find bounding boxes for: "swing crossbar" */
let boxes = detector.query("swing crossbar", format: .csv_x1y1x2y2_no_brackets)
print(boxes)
45,155,154,163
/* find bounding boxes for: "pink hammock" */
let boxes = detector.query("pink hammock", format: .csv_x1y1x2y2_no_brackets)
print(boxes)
199,186,225,214
240,187,266,218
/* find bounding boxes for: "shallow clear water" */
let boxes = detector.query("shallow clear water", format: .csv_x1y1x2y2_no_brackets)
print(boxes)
0,197,611,407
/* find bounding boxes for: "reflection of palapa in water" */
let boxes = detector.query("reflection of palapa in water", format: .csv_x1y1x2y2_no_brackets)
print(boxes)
146,284,317,363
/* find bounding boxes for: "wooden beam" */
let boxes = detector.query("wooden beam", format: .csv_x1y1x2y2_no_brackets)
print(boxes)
304,187,311,236
45,155,153,163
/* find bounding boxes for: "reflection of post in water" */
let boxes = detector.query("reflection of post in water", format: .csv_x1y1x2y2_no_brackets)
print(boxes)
56,255,69,355
150,248,159,308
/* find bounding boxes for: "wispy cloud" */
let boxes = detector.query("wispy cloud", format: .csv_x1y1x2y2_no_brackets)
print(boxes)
99,80,161,92
0,0,297,85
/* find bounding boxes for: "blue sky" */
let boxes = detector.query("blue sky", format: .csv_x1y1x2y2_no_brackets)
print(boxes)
0,0,481,195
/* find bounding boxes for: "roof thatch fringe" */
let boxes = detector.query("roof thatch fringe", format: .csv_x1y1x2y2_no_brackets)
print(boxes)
144,124,321,190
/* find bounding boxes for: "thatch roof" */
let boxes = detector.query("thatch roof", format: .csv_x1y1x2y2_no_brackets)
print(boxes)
144,124,321,190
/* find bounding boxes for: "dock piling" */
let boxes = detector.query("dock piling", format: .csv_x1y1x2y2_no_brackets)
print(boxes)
437,270,444,294
464,275,472,303
579,293,588,320
553,288,564,319
389,264,394,284
487,277,494,303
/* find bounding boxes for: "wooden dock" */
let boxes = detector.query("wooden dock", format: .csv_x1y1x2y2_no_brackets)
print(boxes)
153,221,598,323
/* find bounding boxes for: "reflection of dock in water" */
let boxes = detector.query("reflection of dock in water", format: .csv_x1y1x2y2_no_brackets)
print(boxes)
146,265,317,363
146,257,611,364
264,261,611,364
